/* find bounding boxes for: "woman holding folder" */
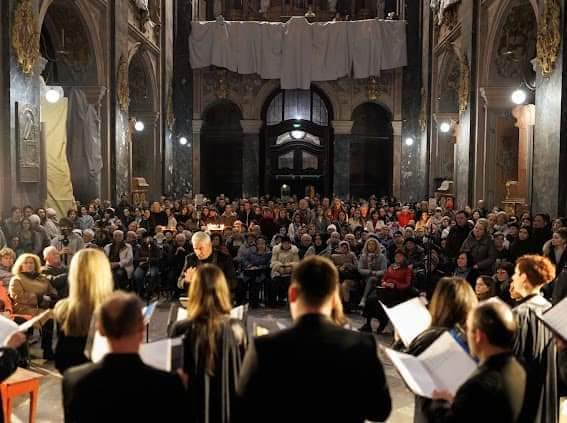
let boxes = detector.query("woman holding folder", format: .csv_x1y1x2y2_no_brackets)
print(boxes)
403,277,477,423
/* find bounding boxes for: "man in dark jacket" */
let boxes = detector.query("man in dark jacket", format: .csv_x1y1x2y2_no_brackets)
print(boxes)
177,231,236,292
62,292,184,423
445,211,472,260
236,256,392,423
429,299,526,423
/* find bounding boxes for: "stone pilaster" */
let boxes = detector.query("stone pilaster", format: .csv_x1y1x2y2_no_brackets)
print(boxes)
240,120,262,197
332,120,353,199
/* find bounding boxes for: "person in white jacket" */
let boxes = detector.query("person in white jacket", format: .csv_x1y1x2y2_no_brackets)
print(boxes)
269,236,300,306
104,230,134,290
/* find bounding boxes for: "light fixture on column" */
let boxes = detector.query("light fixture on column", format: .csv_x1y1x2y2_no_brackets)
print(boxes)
405,137,415,146
439,121,452,133
45,87,63,104
179,136,188,146
511,89,527,105
134,120,145,132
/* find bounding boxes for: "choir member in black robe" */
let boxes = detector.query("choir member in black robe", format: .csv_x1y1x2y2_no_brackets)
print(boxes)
510,255,558,423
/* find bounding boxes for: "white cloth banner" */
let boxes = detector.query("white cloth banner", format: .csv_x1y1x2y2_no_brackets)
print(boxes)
189,18,407,89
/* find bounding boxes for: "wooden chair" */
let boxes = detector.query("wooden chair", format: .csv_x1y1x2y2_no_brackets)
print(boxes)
0,367,42,423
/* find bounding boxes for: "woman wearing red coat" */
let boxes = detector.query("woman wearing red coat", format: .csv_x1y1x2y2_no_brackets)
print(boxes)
360,249,413,333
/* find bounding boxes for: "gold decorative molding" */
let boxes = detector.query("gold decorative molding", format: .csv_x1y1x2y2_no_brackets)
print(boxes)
536,0,561,77
11,0,40,75
117,54,130,112
367,76,380,101
458,53,470,113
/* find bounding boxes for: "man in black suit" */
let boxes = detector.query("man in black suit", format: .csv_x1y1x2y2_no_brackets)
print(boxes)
177,231,237,294
236,256,392,423
62,292,185,423
429,299,526,423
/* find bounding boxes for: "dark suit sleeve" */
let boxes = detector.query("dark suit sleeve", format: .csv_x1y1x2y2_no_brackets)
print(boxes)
235,339,262,423
163,374,186,421
0,347,19,382
427,379,491,423
362,335,392,422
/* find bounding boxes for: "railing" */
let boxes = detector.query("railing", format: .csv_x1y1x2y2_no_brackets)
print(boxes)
193,0,406,22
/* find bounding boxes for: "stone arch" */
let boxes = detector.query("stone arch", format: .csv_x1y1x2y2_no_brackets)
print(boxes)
128,48,159,113
435,48,460,113
39,0,104,85
481,0,538,86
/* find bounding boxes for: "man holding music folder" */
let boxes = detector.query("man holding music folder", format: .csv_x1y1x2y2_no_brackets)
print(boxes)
427,299,526,423
236,256,392,423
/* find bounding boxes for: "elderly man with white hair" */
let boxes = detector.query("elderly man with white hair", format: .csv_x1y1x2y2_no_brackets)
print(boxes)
41,246,68,298
104,230,134,290
51,218,84,266
28,214,50,251
44,208,60,239
82,229,96,248
177,231,236,298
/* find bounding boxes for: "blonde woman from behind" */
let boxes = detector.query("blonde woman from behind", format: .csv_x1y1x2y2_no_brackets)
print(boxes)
54,249,114,373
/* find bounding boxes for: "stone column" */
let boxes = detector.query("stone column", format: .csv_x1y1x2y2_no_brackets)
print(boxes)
392,120,402,200
192,119,203,194
512,104,535,206
332,120,353,199
240,120,262,198
134,111,161,199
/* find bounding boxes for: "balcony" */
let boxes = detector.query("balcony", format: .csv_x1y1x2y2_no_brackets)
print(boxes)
193,0,406,22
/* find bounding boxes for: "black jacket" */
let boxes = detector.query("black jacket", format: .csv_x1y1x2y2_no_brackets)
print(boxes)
236,314,392,423
445,224,472,260
177,251,236,290
428,352,526,423
170,318,247,423
62,353,185,423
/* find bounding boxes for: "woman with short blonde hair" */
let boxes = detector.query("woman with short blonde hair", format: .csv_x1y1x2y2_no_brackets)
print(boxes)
9,253,57,359
54,249,114,372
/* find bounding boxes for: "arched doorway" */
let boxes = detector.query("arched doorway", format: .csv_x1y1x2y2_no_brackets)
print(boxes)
129,50,160,199
350,103,393,198
201,101,243,199
261,88,332,197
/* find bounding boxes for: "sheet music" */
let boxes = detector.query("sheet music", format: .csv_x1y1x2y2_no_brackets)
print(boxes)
384,348,437,398
385,332,476,398
0,315,18,344
541,297,567,341
17,310,51,332
177,308,188,321
380,297,432,348
419,332,476,395
140,337,183,372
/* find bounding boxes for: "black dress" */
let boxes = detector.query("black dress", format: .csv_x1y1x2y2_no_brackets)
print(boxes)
170,317,247,423
512,294,558,423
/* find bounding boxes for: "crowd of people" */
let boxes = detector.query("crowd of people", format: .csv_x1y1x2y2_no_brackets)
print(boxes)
0,193,566,422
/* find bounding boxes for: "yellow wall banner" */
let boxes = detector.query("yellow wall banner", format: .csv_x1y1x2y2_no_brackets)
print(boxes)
41,98,76,217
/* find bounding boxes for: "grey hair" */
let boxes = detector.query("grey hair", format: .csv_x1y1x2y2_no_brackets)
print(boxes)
83,229,95,238
43,245,58,259
191,231,211,246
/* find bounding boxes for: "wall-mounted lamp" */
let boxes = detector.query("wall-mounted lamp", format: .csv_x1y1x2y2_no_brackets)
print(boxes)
45,87,63,104
134,120,145,132
511,89,527,105
179,136,188,146
439,122,452,133
405,137,415,146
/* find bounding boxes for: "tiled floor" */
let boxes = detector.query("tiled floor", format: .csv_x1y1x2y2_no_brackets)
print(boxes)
11,303,414,423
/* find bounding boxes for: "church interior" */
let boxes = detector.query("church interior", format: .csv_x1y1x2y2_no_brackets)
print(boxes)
0,0,567,422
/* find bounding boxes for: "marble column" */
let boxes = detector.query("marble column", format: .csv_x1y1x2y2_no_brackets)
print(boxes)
192,119,203,194
392,120,402,201
240,120,262,198
0,0,43,212
512,104,535,206
332,120,353,199
133,111,161,200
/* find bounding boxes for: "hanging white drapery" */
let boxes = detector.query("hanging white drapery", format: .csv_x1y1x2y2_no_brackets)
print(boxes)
189,18,407,89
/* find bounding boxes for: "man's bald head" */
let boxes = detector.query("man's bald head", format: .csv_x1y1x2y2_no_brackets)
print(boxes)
98,292,144,340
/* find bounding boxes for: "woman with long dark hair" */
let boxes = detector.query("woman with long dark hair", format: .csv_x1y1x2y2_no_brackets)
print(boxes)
170,264,247,423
